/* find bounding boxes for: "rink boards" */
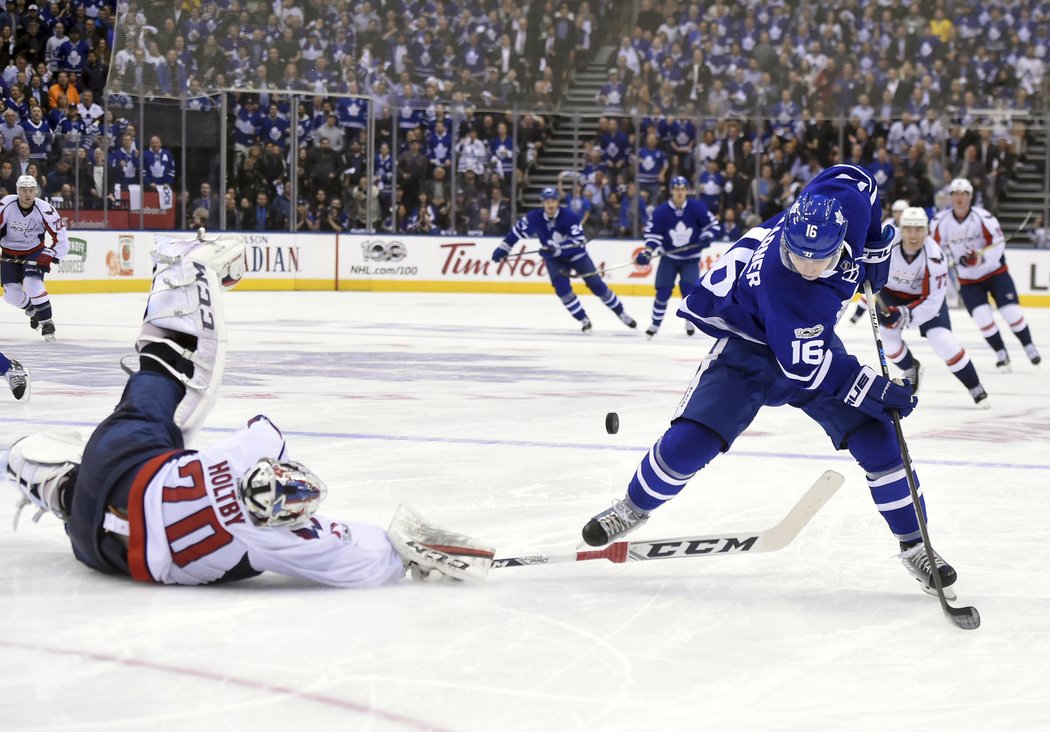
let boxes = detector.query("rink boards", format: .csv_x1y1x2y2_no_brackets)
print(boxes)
23,230,1050,306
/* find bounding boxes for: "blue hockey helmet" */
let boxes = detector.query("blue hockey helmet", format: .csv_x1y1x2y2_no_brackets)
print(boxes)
540,186,559,201
781,193,848,259
670,175,690,189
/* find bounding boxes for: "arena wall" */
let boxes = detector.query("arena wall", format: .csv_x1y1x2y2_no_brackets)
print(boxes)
33,230,1050,306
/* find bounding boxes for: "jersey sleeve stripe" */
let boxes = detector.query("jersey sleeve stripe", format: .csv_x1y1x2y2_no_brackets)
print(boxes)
126,450,182,582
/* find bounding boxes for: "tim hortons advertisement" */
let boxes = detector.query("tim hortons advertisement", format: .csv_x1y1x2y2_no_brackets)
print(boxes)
337,235,735,294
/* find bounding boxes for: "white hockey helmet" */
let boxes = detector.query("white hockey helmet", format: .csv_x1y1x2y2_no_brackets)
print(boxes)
16,174,37,191
891,199,909,213
900,207,929,229
238,458,327,527
948,178,973,195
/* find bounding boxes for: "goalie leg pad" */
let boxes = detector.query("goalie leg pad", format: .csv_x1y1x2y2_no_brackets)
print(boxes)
388,505,494,581
126,237,241,443
3,430,87,527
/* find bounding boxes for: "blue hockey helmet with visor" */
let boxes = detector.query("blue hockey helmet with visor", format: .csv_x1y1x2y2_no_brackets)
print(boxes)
781,193,848,260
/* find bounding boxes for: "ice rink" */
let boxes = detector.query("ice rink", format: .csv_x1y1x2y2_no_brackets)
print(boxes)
2,289,1049,731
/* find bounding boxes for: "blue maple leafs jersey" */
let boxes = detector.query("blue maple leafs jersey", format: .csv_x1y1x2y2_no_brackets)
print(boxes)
678,164,884,394
503,208,588,260
644,198,721,260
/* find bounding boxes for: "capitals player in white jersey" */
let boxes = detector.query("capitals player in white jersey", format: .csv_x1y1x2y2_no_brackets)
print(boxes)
635,175,721,338
493,187,636,332
849,198,908,324
878,207,990,407
581,164,962,599
931,178,1040,371
0,175,70,340
3,232,493,588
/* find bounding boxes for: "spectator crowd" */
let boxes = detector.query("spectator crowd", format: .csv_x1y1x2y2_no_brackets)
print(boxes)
0,0,1046,242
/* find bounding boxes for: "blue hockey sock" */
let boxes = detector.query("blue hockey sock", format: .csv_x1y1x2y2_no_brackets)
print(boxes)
953,361,981,389
650,287,672,327
984,331,1007,353
31,300,53,322
558,291,587,320
601,289,624,315
626,419,721,512
896,348,915,371
848,421,924,543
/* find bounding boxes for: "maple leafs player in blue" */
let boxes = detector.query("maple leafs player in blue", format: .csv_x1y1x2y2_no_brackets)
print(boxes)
493,187,637,332
635,176,721,338
581,164,960,599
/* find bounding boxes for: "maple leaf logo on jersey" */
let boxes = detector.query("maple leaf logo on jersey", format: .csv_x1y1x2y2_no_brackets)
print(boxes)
669,221,694,247
551,230,569,247
834,209,845,226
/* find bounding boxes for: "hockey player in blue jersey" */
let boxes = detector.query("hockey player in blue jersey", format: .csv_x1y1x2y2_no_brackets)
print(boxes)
581,164,960,599
493,187,637,332
635,176,721,338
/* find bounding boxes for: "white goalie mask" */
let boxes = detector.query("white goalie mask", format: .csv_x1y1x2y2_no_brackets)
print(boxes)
238,458,327,528
3,431,87,527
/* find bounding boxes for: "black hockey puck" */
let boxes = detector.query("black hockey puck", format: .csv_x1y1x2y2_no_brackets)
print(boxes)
605,412,619,434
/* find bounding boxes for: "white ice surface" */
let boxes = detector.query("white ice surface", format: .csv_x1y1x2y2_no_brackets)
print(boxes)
1,290,1049,732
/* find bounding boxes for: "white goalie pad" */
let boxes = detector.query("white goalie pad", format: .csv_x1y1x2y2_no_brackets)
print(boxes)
3,430,88,527
388,505,495,581
122,233,248,443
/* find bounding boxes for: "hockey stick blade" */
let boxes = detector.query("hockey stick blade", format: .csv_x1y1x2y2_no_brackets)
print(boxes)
492,470,843,569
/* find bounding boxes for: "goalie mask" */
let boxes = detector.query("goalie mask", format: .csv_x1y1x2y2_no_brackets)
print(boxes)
3,431,87,527
238,458,327,528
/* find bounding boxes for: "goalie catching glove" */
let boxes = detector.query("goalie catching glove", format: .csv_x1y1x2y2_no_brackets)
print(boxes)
388,505,494,581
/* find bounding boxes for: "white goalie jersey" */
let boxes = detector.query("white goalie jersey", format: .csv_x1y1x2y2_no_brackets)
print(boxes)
125,416,407,588
930,205,1006,284
0,194,70,259
882,237,951,327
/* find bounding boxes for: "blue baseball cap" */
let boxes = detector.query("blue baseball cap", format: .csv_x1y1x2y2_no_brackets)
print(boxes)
540,187,559,201
781,193,847,259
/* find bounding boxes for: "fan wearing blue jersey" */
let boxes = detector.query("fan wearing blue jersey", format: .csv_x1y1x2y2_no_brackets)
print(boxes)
493,187,637,332
635,176,721,338
581,164,959,598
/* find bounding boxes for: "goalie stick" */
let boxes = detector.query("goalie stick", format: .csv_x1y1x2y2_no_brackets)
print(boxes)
492,470,843,569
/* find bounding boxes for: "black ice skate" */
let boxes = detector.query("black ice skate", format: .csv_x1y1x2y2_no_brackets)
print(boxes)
580,318,593,333
645,324,659,339
40,320,56,342
582,499,649,546
618,312,637,329
995,350,1011,373
900,359,922,395
969,385,990,409
685,321,695,336
5,359,29,400
1024,344,1041,366
899,541,958,600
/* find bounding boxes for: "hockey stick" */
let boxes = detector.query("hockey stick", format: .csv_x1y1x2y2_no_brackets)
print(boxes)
570,240,712,279
492,470,843,569
862,281,980,630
